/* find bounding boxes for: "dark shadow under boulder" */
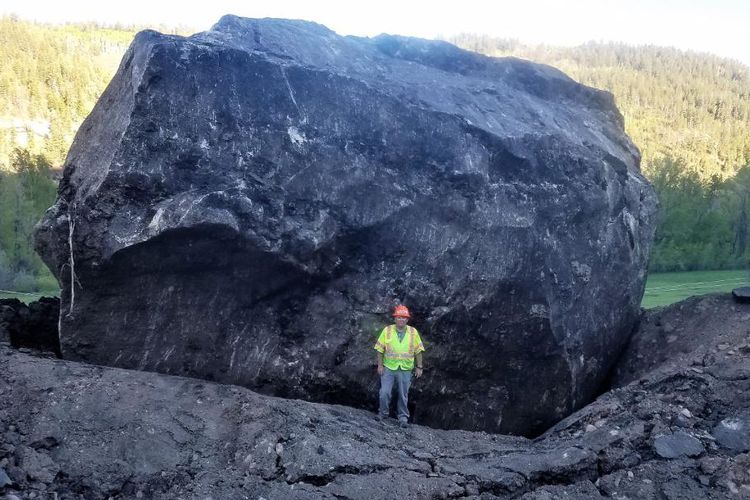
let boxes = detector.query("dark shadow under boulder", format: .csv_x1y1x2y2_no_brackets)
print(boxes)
0,297,60,356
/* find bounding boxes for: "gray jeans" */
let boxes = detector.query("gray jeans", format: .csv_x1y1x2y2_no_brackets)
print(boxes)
379,368,412,422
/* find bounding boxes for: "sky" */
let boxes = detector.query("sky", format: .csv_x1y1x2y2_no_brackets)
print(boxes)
3,0,750,66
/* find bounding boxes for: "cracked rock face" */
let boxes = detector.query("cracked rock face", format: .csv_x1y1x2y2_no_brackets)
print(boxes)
34,15,656,435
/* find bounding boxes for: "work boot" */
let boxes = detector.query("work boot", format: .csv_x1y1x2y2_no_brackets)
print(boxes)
375,413,385,422
399,419,409,428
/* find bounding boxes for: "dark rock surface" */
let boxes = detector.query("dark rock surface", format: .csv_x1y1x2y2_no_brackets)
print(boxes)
34,16,657,436
1,293,750,498
732,286,750,303
0,468,10,488
712,416,750,452
0,298,60,356
653,432,705,458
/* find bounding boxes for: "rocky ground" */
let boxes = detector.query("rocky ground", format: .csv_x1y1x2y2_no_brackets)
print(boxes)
1,292,750,499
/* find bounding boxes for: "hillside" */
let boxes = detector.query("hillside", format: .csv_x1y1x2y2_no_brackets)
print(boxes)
1,18,750,294
0,16,193,169
448,35,750,182
4,19,749,179
0,16,138,167
448,36,750,270
0,18,185,292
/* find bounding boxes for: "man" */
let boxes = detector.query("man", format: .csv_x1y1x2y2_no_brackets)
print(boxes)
374,304,425,427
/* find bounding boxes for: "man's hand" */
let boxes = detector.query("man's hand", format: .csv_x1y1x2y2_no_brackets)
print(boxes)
377,364,384,376
415,367,423,379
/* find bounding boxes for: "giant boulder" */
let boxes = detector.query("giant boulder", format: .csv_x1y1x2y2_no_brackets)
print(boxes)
34,16,657,435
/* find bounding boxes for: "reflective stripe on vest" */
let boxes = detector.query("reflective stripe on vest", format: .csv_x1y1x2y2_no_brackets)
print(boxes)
384,325,416,356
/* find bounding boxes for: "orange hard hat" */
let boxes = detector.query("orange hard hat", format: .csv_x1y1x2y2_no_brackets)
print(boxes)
393,305,411,318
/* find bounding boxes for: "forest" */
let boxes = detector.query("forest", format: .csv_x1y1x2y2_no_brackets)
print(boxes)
1,17,749,291
447,34,750,273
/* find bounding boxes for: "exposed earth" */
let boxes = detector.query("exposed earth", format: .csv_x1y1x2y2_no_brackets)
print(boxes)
1,292,749,499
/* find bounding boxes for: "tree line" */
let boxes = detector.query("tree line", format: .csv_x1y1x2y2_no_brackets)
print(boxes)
649,158,750,271
0,16,137,292
449,34,750,272
0,149,57,291
0,16,137,167
0,17,189,292
1,19,750,293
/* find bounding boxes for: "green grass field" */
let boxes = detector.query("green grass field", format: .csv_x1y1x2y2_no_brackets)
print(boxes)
641,269,748,309
1,270,747,310
0,290,60,303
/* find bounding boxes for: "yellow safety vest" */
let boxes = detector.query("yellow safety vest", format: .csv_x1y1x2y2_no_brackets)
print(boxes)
374,325,424,371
